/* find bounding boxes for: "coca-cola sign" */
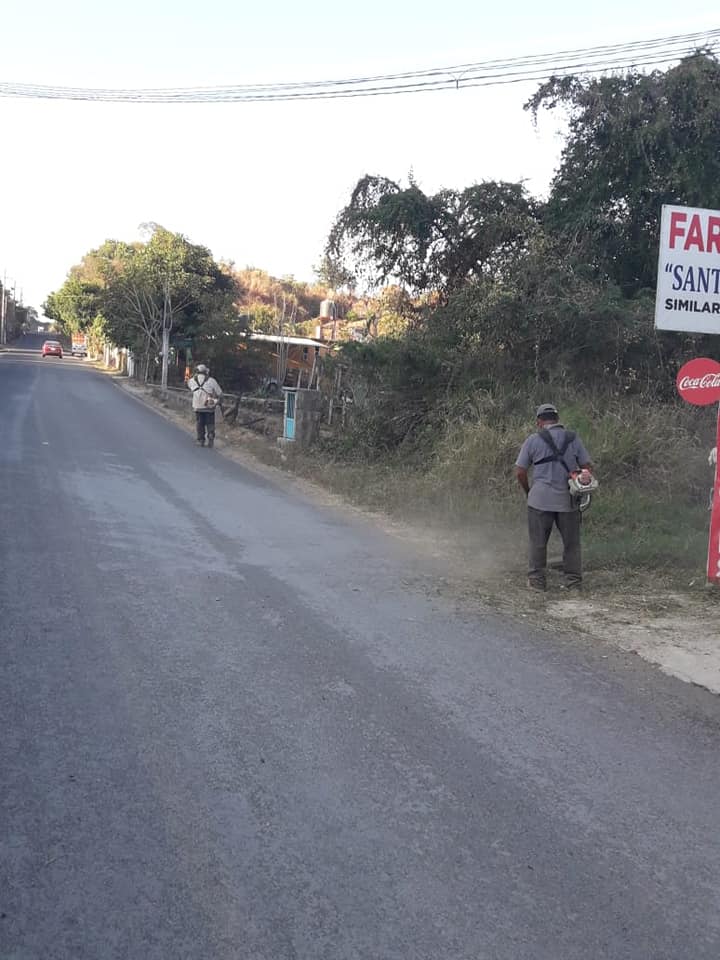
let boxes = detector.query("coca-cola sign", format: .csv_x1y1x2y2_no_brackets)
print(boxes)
676,357,720,584
676,358,720,405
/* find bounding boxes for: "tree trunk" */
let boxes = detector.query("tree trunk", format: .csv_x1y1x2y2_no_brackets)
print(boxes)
160,326,170,391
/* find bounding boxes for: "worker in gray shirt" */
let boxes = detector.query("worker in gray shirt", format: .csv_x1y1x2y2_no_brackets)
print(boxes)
515,403,592,592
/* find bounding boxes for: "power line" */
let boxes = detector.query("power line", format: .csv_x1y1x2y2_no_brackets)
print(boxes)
2,31,715,101
1,29,717,103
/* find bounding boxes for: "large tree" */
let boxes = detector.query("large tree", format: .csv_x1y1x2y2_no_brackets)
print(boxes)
47,226,240,381
326,175,538,296
43,274,104,333
526,51,720,295
99,225,237,376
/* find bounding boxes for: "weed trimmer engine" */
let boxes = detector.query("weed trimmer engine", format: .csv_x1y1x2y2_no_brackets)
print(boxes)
568,469,598,513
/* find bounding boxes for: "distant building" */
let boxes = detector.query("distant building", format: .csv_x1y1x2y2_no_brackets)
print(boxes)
319,298,337,320
245,333,333,388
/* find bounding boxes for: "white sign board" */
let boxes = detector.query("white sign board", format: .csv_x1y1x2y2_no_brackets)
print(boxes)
655,204,720,335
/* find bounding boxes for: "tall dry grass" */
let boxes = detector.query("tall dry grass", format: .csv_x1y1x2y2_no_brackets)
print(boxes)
296,386,717,579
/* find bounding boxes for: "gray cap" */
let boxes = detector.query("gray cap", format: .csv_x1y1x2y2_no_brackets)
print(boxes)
196,363,209,373
536,403,559,418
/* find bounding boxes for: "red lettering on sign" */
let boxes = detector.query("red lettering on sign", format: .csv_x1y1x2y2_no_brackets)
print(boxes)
685,214,705,251
669,211,720,253
669,211,687,249
708,217,720,254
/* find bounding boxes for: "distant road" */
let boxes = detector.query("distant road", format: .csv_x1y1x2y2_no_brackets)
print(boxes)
10,331,71,352
2,338,720,959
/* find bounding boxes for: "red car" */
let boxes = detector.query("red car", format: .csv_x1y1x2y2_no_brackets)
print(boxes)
42,340,63,358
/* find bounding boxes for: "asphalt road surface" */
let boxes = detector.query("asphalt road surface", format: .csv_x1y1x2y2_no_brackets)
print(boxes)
2,334,720,959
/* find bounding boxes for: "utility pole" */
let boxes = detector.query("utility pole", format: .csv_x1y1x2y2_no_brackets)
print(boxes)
160,273,171,392
10,282,16,343
0,272,7,345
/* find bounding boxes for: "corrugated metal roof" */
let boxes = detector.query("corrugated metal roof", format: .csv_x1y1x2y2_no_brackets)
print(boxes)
249,333,330,349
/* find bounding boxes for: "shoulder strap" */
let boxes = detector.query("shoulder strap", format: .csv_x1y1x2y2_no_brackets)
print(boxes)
534,428,575,473
560,430,576,456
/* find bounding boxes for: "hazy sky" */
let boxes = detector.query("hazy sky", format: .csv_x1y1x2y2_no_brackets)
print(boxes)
1,1,717,310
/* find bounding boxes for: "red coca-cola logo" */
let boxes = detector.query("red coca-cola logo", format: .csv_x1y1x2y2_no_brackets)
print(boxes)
676,358,720,406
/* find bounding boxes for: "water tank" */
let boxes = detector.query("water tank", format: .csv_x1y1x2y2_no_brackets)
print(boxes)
319,299,337,320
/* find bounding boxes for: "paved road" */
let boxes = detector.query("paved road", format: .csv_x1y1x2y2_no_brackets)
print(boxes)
2,335,720,959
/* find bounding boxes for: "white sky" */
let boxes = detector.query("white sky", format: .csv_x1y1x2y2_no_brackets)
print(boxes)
1,1,717,311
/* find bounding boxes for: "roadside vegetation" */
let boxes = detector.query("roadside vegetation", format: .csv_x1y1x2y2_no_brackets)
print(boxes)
309,51,720,582
45,51,720,585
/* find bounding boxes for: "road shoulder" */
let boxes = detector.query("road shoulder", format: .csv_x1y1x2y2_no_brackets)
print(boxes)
109,373,720,696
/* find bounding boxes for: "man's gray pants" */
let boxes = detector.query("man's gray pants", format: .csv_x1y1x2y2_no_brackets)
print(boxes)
195,410,216,444
527,507,582,587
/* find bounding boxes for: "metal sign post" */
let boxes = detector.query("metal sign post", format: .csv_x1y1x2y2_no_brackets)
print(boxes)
709,403,720,583
676,358,720,584
657,204,720,584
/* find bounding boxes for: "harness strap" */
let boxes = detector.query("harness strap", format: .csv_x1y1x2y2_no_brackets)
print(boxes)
534,429,576,473
191,374,214,395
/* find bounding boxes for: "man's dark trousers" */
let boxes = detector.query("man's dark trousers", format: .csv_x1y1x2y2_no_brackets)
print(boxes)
528,507,582,588
195,410,216,445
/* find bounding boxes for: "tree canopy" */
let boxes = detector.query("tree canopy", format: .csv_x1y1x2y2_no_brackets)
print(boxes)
526,51,720,295
326,175,538,296
321,51,720,454
45,225,241,380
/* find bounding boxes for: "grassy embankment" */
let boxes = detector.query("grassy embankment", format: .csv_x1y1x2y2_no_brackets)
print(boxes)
270,388,716,592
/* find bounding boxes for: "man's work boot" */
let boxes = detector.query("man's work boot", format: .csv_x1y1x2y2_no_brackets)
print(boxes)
207,436,214,448
560,579,582,593
527,578,546,592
